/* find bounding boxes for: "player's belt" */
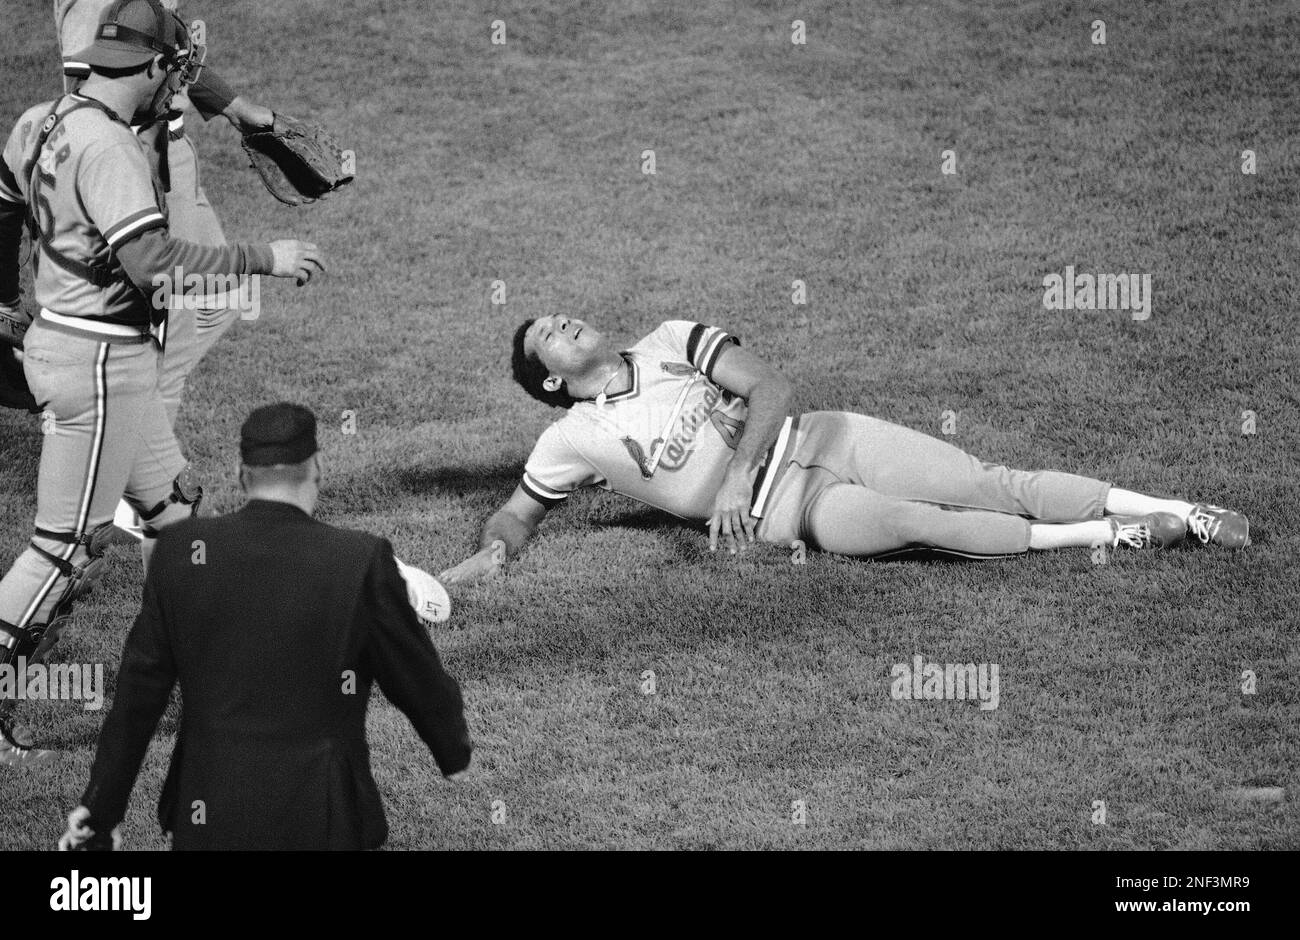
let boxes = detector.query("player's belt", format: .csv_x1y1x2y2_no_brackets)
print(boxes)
749,415,797,519
38,309,151,345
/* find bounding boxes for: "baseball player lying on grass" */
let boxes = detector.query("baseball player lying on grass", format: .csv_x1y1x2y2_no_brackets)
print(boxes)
440,317,1249,584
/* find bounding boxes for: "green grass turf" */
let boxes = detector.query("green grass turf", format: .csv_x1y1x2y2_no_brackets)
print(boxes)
1,0,1297,849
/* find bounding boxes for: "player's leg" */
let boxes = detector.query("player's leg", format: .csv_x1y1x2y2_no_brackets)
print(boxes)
829,411,1248,549
156,136,238,427
759,456,1030,558
843,412,1247,547
1101,488,1191,519
116,139,232,537
760,414,1182,560
804,484,1183,557
123,351,201,570
827,412,1109,522
0,327,142,762
805,483,1032,558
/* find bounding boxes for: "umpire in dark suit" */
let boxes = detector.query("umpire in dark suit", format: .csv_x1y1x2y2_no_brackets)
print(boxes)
61,402,471,850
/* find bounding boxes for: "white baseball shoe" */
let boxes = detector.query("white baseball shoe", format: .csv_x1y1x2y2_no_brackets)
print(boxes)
1186,504,1250,549
394,558,453,625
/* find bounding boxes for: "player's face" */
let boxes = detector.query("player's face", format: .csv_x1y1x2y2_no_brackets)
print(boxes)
527,315,603,376
129,56,179,124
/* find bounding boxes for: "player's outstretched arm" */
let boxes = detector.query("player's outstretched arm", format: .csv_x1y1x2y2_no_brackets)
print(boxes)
161,27,271,133
113,229,325,292
221,95,274,135
707,345,794,552
440,486,549,584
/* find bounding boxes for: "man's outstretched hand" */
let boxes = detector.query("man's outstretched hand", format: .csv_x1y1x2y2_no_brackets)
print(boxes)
439,540,506,586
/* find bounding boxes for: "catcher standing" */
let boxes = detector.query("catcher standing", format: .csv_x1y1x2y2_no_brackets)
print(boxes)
53,0,353,538
54,0,351,426
0,0,323,765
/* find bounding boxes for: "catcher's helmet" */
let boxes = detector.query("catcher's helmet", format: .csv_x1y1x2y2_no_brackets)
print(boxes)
68,0,204,85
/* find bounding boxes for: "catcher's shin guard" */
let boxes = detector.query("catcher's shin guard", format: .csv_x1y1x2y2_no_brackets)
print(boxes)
0,522,111,763
17,521,115,664
138,469,204,537
1,620,30,754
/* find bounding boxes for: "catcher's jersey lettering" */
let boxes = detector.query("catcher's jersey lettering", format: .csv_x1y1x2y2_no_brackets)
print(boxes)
521,321,753,521
1,96,166,321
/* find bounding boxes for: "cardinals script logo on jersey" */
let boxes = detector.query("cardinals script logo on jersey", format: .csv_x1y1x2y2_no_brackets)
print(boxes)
619,381,744,477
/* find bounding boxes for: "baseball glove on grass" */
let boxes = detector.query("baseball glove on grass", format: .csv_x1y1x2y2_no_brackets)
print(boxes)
242,114,354,206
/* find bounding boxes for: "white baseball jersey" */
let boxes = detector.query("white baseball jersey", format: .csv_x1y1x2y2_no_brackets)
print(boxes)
521,321,754,522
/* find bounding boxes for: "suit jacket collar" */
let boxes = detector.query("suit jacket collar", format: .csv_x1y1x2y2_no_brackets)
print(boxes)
240,498,315,520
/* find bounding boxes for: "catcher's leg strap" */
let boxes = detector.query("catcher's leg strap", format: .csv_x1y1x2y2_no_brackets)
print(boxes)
12,522,114,663
138,470,204,537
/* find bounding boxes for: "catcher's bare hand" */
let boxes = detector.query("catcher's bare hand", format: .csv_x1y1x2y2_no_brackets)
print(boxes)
268,239,325,285
439,540,506,586
708,472,758,555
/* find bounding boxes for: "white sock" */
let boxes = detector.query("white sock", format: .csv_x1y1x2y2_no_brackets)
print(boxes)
1028,520,1112,551
1105,487,1194,520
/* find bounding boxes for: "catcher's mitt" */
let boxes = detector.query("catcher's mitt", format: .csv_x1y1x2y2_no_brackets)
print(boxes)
241,114,354,206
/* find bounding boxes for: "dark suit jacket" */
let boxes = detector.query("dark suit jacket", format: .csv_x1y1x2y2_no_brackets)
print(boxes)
81,499,472,850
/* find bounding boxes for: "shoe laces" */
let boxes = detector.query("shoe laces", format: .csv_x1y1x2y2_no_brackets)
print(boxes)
1187,506,1220,544
1112,519,1151,549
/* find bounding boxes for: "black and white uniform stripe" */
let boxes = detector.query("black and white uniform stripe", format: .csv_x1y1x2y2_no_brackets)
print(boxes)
17,343,110,629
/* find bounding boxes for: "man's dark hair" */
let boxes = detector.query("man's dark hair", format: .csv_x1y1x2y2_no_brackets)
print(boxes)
90,58,156,79
511,319,575,409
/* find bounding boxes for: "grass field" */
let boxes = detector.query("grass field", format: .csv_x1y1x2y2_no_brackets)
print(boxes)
1,0,1297,850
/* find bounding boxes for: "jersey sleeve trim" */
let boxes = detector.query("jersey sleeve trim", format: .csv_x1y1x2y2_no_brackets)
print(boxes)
103,207,167,248
686,323,739,379
521,473,570,508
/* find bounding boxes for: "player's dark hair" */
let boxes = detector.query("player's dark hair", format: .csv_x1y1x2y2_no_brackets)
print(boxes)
511,319,575,409
90,58,156,79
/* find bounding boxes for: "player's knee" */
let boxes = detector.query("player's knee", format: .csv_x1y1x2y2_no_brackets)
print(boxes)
138,468,204,537
27,523,113,606
804,483,900,553
881,500,942,544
